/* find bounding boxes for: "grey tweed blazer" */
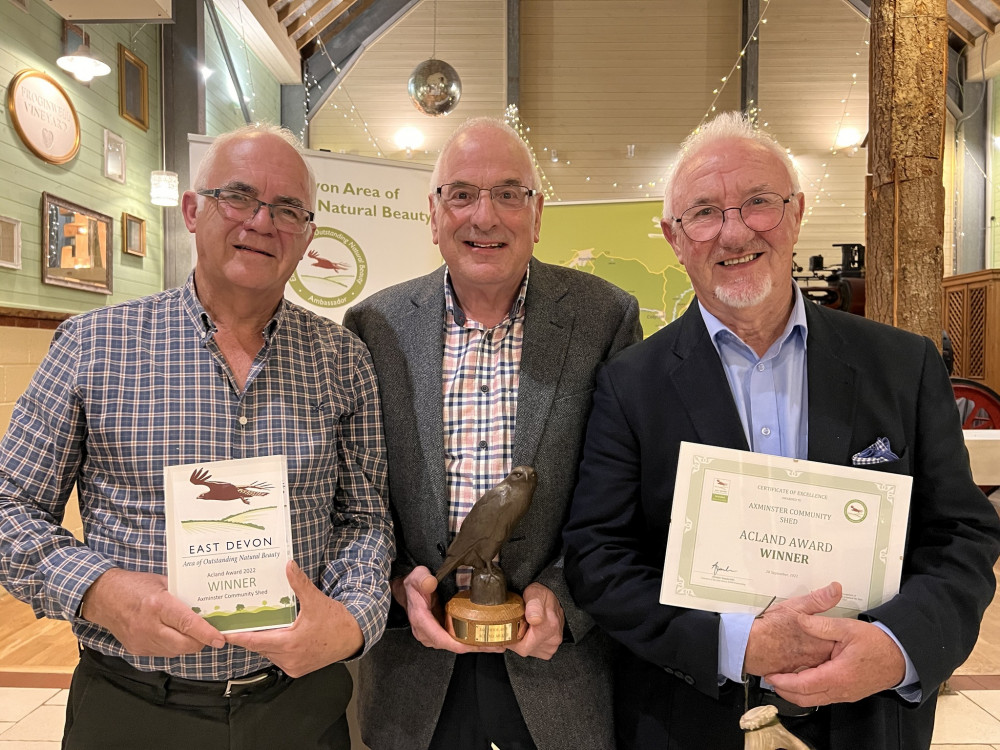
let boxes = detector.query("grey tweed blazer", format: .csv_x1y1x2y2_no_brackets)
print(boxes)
344,257,641,750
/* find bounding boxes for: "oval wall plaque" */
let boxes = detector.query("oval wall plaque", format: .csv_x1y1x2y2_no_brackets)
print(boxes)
7,69,81,165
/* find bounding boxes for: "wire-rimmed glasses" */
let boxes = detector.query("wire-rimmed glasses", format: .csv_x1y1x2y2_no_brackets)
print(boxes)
673,192,794,242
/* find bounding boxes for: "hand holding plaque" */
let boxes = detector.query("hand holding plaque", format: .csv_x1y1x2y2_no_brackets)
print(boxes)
436,466,537,646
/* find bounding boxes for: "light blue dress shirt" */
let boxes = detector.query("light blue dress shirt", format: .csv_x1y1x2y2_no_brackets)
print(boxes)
699,289,919,701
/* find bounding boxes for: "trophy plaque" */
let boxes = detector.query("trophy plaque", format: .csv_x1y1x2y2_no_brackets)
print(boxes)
435,466,537,646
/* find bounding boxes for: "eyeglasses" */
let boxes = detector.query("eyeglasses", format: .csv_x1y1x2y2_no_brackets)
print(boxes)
436,183,538,211
196,188,315,234
673,192,794,242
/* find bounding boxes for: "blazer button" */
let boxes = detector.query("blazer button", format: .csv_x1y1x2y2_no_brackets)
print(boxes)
437,543,447,557
663,666,674,676
684,675,695,685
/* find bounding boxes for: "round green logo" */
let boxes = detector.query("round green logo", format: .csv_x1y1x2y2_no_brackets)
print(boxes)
844,499,868,523
288,226,368,308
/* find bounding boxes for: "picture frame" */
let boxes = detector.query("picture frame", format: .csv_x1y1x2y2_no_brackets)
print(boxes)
118,44,149,131
103,129,126,183
63,21,88,57
122,213,146,257
42,193,113,294
0,215,22,270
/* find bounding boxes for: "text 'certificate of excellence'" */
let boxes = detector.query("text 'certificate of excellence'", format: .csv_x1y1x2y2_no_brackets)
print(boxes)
165,455,296,633
660,442,912,617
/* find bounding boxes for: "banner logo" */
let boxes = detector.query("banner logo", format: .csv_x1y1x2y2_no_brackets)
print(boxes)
288,226,368,308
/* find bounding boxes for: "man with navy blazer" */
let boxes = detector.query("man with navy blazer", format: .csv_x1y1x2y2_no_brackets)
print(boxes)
345,117,640,750
564,112,1000,749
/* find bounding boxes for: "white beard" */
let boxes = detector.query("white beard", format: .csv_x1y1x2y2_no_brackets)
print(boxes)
714,273,773,309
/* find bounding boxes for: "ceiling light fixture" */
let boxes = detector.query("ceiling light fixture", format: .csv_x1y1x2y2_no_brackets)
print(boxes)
57,43,111,83
150,170,180,207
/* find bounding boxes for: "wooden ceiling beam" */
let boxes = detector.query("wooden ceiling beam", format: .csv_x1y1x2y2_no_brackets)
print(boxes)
952,0,996,35
948,15,976,46
296,0,361,50
277,0,307,24
286,0,331,36
315,0,377,49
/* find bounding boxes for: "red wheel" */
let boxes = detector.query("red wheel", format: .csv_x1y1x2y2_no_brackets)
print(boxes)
952,378,1000,430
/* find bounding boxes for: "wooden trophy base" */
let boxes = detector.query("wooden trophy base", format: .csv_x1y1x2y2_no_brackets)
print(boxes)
445,591,525,646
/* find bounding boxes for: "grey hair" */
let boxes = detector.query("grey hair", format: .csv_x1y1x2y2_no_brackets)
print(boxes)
430,116,541,193
662,111,801,220
193,123,317,207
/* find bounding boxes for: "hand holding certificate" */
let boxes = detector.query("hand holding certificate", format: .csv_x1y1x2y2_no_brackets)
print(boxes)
660,442,912,617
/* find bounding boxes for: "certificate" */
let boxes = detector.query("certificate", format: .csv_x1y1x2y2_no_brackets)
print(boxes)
660,442,912,617
165,455,296,632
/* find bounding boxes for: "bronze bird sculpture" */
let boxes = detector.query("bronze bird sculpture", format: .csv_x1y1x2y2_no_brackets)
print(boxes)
436,466,537,583
189,468,274,504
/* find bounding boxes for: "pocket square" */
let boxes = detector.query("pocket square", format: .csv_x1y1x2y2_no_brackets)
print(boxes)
852,437,899,465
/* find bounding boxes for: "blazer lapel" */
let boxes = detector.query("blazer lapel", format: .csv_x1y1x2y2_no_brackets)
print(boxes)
514,260,572,466
669,302,750,451
804,304,858,466
403,270,449,518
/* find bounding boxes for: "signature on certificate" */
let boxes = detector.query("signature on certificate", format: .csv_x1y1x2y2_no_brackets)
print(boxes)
711,561,735,576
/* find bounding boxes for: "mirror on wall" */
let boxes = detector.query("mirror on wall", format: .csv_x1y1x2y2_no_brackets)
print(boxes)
42,192,113,294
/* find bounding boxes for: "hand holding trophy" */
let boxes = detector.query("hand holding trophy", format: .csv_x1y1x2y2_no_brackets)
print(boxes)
435,466,537,646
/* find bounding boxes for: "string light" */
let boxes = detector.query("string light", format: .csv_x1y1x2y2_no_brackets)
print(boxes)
504,104,558,201
696,0,772,132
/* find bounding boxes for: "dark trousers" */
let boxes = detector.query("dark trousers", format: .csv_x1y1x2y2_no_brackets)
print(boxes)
63,648,352,750
428,652,537,750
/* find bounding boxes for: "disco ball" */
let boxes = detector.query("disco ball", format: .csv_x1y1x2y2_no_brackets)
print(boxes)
408,58,462,117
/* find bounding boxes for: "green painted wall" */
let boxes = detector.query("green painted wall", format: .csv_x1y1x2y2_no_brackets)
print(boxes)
205,11,281,136
0,1,163,314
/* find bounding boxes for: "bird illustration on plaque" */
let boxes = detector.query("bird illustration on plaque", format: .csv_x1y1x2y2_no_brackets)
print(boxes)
436,466,537,646
164,455,296,633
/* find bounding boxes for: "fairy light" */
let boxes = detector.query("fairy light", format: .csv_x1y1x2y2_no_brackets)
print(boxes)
831,21,871,154
696,0,772,132
504,104,559,201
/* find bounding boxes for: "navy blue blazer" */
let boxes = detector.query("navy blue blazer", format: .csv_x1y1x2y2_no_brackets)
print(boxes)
565,297,1000,750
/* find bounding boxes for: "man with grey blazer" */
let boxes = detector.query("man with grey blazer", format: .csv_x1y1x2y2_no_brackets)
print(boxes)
344,117,641,750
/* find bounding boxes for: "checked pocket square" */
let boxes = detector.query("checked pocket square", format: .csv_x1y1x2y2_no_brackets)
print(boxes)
852,436,899,465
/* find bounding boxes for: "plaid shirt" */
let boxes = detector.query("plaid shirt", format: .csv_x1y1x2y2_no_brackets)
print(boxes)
442,269,528,589
0,277,393,680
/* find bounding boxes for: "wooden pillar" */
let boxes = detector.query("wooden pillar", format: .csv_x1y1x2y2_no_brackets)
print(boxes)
867,0,947,343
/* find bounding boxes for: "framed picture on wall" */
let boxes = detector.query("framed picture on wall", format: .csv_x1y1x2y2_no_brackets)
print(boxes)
103,129,126,183
122,213,146,257
62,21,88,56
42,193,113,294
118,44,149,131
0,215,21,270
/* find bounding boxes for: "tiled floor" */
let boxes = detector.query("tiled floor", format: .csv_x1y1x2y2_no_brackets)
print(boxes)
0,686,65,749
3,685,1000,748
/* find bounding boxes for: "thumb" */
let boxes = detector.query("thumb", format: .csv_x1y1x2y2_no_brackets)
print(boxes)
416,569,439,597
285,559,314,601
797,581,842,615
796,611,841,641
524,597,544,625
521,584,548,625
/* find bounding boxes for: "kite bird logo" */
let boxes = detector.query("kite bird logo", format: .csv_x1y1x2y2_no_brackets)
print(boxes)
307,249,350,272
189,468,274,504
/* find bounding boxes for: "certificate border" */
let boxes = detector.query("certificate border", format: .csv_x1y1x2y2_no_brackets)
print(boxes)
662,442,911,615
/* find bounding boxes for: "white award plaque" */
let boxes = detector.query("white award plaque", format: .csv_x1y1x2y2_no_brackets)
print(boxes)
660,442,912,617
165,455,296,632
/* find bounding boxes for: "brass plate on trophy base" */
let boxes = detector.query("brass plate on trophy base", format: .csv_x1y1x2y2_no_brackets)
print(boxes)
445,591,525,646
